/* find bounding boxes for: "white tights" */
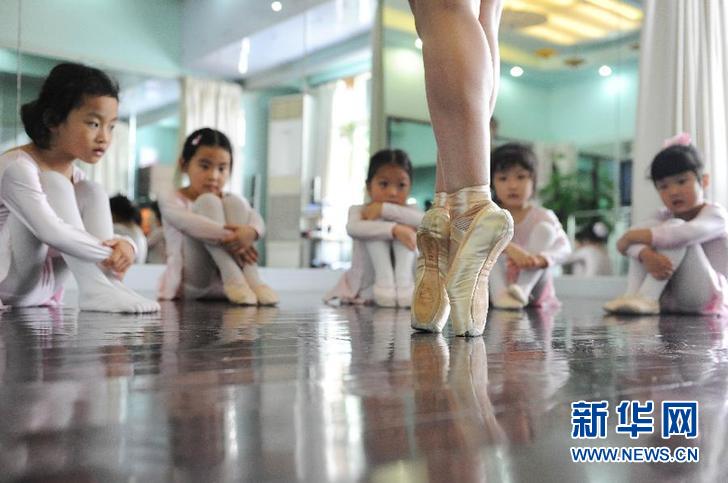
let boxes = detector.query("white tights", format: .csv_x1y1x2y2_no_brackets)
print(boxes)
182,193,265,298
365,240,416,291
625,220,720,313
0,171,158,312
490,221,557,303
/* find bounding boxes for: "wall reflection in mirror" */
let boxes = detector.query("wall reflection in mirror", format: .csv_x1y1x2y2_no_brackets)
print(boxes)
3,0,641,275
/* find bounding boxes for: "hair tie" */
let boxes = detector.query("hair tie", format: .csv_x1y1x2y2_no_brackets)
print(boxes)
592,221,608,238
663,132,692,148
190,134,202,146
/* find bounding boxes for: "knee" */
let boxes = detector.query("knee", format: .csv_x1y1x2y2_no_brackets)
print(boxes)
74,179,107,203
192,193,224,215
531,222,557,245
38,170,73,193
222,194,251,218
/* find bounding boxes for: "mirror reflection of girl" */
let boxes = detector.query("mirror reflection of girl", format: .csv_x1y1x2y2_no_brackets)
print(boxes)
489,144,571,310
324,149,423,307
158,128,277,305
564,221,612,277
605,134,728,315
0,62,159,313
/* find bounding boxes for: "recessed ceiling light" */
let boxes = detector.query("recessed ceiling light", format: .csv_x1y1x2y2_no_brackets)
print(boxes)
415,38,423,49
510,66,524,77
271,1,282,12
599,65,612,77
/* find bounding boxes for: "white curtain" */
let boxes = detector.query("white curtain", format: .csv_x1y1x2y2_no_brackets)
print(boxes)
78,121,131,197
632,0,728,222
321,75,371,241
181,77,245,196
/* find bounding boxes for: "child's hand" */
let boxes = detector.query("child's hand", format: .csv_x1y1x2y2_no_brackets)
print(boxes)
361,202,383,220
639,248,673,280
222,224,258,252
617,229,652,254
234,246,259,266
506,244,533,269
102,239,135,278
392,224,417,251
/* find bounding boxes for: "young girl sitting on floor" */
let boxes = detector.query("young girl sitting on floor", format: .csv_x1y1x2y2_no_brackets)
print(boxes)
0,62,159,313
324,149,424,307
158,128,277,305
489,143,571,309
605,134,728,315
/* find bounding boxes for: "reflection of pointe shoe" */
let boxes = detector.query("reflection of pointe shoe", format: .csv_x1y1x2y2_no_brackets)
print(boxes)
373,284,397,308
224,282,258,305
252,284,279,306
411,206,451,332
492,290,524,310
508,284,529,306
446,202,514,337
396,284,414,308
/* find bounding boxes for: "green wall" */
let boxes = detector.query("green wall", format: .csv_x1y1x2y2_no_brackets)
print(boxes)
136,124,179,166
0,0,182,77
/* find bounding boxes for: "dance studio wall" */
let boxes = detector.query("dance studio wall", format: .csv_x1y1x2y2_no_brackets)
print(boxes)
382,42,638,150
0,0,182,77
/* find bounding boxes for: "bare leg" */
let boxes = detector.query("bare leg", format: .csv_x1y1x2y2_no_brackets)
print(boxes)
410,0,492,191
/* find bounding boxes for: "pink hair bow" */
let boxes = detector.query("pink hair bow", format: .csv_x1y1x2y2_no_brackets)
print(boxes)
663,132,692,148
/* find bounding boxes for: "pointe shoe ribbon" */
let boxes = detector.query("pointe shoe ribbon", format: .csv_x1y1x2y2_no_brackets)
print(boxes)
411,205,451,332
446,201,514,337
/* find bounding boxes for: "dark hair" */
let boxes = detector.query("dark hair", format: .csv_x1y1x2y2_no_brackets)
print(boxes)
180,128,234,169
491,142,538,186
576,220,609,244
649,144,703,183
366,149,413,185
109,194,141,225
21,62,119,149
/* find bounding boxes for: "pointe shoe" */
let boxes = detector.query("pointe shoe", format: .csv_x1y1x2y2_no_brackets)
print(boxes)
491,290,525,310
252,284,279,306
373,284,397,308
411,206,451,332
396,284,414,308
446,202,514,337
224,282,258,305
507,284,529,306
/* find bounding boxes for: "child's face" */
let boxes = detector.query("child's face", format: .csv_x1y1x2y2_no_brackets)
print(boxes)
52,95,118,163
493,165,534,210
655,170,707,216
182,146,232,197
367,164,411,205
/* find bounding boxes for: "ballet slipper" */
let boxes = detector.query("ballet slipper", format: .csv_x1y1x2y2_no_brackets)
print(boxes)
396,284,414,308
411,193,451,332
446,187,514,337
620,295,660,315
251,284,279,306
373,283,397,308
507,284,529,306
224,281,258,305
491,290,525,310
603,296,629,313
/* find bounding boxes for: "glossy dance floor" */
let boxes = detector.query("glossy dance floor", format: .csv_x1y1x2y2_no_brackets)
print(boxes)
1,293,726,482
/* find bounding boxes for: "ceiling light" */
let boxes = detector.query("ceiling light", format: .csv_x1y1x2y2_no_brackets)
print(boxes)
237,37,251,75
271,1,282,12
549,14,607,39
415,38,423,49
599,65,612,77
522,24,579,45
585,0,643,21
573,3,640,30
510,66,524,77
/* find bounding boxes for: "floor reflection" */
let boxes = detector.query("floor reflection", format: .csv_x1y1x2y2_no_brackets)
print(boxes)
0,297,727,481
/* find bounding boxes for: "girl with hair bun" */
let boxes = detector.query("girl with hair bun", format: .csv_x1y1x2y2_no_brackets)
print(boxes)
0,62,159,313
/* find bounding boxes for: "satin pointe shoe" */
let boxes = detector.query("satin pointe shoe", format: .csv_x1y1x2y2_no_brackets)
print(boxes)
411,202,451,332
446,199,514,337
